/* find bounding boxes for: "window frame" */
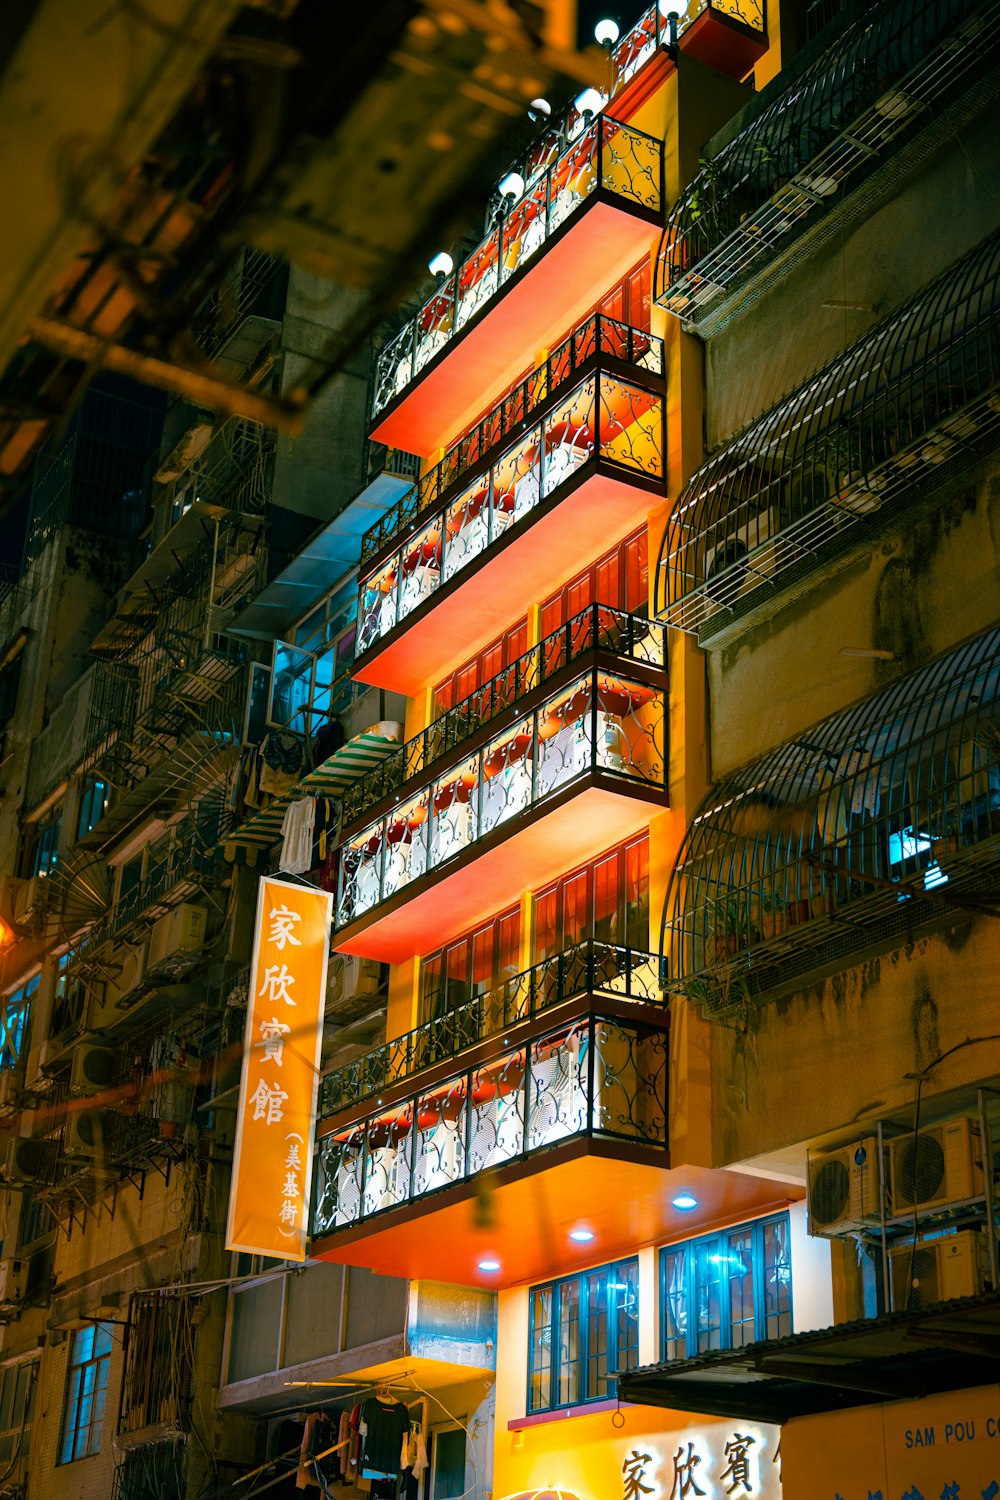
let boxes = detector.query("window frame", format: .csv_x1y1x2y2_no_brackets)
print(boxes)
58,1322,114,1465
527,1256,639,1414
658,1210,793,1363
76,776,110,839
533,833,649,962
0,973,37,1072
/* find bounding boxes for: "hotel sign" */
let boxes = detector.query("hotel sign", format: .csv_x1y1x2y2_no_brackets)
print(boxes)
226,876,332,1260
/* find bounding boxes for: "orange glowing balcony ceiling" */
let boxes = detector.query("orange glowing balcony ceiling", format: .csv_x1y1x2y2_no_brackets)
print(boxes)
354,369,665,698
368,116,664,457
333,669,666,964
309,1001,794,1288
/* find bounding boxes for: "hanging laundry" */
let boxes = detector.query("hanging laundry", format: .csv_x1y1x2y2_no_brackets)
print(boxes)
260,731,306,794
280,798,316,874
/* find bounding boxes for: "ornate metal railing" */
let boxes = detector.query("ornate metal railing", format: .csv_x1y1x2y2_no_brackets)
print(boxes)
657,230,1000,641
657,0,998,325
363,314,663,567
311,1009,667,1237
371,117,663,421
612,0,764,95
337,667,666,929
320,941,660,1117
344,605,665,829
357,371,665,660
662,628,1000,1013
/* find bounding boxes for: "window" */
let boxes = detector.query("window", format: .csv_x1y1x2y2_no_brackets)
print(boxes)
77,777,110,838
21,802,62,878
599,258,651,330
528,1258,638,1413
541,528,648,637
420,906,522,1022
59,1322,114,1463
433,619,529,718
533,835,649,963
0,974,37,1071
430,1425,467,1500
0,1357,38,1465
659,1212,792,1362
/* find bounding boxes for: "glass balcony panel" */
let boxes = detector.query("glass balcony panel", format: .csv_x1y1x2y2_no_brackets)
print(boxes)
542,379,597,497
430,756,480,866
412,1080,467,1197
536,675,594,798
358,560,400,655
599,117,663,213
526,1023,589,1150
480,718,535,837
491,426,543,536
591,1018,666,1141
338,824,385,925
501,179,549,284
468,1052,526,1172
443,478,492,583
599,375,664,477
595,673,665,784
415,276,456,374
548,123,600,235
398,521,442,622
373,324,415,416
456,230,500,331
316,1125,365,1230
364,1110,413,1216
383,791,430,899
613,6,662,91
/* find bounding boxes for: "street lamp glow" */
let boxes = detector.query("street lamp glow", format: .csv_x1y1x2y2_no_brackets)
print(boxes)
672,1193,699,1210
574,87,606,120
478,1258,501,1272
498,171,526,200
569,1227,595,1242
595,17,620,45
428,251,453,278
528,97,552,120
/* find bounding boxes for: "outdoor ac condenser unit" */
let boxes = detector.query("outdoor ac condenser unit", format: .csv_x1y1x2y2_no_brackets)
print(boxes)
889,1230,987,1312
70,1043,116,1096
148,903,207,969
807,1136,884,1233
889,1117,983,1214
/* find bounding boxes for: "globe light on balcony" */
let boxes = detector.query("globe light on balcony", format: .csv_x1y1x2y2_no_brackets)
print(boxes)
498,171,526,202
672,1192,699,1210
569,1227,595,1243
478,1257,501,1272
594,17,620,45
428,251,454,279
528,97,552,121
574,87,606,124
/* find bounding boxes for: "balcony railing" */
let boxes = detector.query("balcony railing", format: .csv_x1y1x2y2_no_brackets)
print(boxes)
657,0,997,325
337,667,666,929
612,0,765,95
362,315,663,567
663,628,1000,1013
357,371,664,660
657,229,1000,641
370,117,663,422
311,1009,667,1238
321,941,660,1117
344,605,666,829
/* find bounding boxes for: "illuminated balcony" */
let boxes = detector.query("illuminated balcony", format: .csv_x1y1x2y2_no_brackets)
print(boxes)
658,0,996,330
369,118,663,455
657,232,1000,644
356,370,665,696
344,604,665,831
612,0,766,99
335,667,667,962
663,629,1000,1012
311,1005,669,1282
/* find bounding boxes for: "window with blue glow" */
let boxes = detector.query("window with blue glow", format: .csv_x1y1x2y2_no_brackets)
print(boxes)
58,1322,114,1464
77,777,110,838
0,974,37,1071
659,1211,792,1361
528,1257,638,1413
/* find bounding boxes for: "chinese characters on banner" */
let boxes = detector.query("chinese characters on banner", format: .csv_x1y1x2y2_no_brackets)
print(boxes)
225,877,332,1260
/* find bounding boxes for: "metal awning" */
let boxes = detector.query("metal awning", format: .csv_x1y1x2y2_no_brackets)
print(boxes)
227,473,414,641
619,1293,1000,1425
225,721,403,851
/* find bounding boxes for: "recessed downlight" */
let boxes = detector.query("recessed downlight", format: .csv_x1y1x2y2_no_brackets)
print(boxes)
569,1228,595,1243
672,1193,699,1210
478,1258,501,1272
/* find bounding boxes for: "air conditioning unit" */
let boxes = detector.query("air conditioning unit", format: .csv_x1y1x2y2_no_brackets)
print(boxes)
63,1109,108,1159
117,942,148,1000
0,1258,27,1305
148,904,207,969
703,504,784,607
890,1117,983,1214
807,1136,884,1234
70,1043,116,1096
4,1135,58,1183
328,954,381,1006
889,1231,988,1312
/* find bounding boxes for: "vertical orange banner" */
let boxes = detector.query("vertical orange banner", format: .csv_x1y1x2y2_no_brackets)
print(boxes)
226,876,332,1261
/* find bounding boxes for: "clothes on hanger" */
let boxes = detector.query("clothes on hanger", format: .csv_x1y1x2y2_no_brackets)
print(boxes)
400,1426,428,1478
358,1393,411,1481
280,796,317,873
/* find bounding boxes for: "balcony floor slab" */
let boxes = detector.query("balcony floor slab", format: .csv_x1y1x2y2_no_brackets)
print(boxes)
356,465,663,697
310,1145,798,1289
335,779,666,964
370,195,660,457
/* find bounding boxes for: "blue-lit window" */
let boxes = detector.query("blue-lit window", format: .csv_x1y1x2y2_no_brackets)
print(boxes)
659,1212,792,1361
528,1257,638,1413
0,974,37,1071
22,804,62,878
59,1323,113,1463
77,777,110,838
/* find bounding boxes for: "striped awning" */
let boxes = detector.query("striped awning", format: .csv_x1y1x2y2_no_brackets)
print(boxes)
224,722,403,852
